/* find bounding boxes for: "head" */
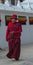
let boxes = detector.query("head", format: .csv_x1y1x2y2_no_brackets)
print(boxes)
11,14,17,23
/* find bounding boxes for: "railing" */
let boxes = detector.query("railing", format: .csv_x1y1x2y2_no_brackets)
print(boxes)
21,2,33,10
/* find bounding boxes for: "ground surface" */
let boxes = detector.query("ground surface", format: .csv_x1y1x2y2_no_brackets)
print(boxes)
0,44,33,65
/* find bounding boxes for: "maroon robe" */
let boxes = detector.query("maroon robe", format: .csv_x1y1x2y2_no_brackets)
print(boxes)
6,21,22,60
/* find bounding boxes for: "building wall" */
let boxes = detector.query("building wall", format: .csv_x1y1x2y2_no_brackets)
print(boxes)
0,11,33,49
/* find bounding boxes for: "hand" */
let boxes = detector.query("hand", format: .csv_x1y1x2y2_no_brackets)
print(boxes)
11,31,14,33
10,31,14,34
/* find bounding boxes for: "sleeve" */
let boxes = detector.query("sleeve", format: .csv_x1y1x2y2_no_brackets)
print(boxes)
6,26,9,41
14,23,22,33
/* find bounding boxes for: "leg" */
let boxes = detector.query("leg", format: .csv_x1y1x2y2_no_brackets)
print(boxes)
11,38,20,60
6,39,14,59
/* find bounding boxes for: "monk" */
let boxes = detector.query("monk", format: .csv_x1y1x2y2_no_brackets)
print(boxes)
6,14,22,60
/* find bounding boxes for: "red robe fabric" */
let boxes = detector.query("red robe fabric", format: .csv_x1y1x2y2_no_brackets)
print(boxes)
6,21,22,59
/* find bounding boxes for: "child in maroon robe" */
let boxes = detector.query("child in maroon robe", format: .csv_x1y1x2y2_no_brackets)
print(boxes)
6,14,22,60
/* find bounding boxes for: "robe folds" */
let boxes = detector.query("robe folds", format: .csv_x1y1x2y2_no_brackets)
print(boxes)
6,22,22,59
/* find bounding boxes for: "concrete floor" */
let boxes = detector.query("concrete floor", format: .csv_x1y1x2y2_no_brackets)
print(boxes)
0,44,33,65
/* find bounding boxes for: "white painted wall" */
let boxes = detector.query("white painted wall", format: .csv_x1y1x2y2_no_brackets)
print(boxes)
0,12,33,49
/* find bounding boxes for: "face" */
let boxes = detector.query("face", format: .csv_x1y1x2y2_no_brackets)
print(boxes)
12,18,16,23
